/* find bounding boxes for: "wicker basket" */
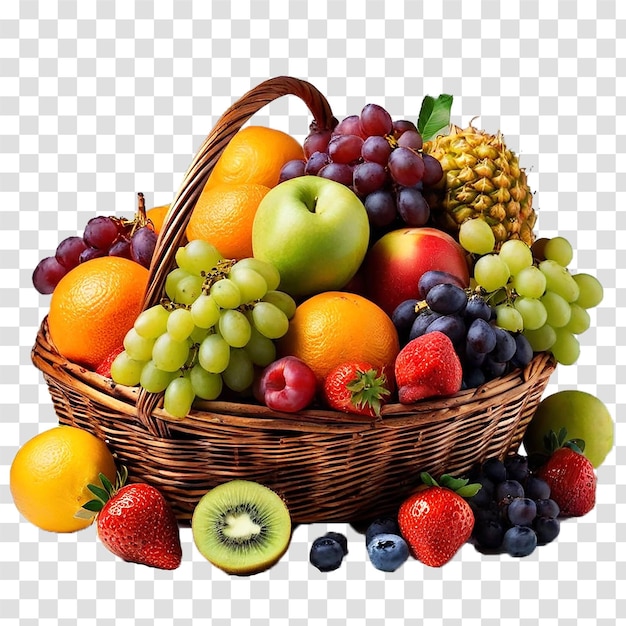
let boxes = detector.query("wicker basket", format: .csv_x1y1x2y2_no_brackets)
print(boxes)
31,76,556,525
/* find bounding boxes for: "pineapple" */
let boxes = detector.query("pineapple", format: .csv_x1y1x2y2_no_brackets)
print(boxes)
423,123,536,247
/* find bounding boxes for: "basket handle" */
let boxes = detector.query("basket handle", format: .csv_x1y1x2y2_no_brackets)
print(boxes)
135,76,335,431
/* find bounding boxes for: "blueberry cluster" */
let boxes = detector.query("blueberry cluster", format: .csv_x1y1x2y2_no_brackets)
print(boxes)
391,270,535,389
468,454,560,557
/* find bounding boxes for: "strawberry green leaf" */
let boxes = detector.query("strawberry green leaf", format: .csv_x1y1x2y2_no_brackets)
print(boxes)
417,94,453,142
456,483,482,498
81,499,104,513
87,483,110,503
420,472,439,487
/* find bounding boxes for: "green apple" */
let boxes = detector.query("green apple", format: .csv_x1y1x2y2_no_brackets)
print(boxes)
252,176,370,298
523,390,614,468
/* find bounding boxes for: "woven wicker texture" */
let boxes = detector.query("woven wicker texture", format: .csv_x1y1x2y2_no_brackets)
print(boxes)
31,76,556,524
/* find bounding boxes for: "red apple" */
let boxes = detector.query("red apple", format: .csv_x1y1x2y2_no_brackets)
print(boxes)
365,227,471,316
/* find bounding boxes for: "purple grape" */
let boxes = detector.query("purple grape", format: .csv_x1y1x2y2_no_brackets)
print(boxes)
83,216,120,250
328,134,364,164
467,318,497,354
279,159,306,183
303,129,332,158
353,162,387,196
393,119,418,138
108,236,132,259
359,103,393,137
396,186,430,226
465,295,492,322
421,153,445,186
318,162,354,187
388,147,425,187
417,270,467,299
361,135,393,165
79,247,107,263
425,313,466,345
492,327,517,362
130,226,157,268
32,256,68,294
409,309,443,340
397,130,423,151
332,115,366,138
425,283,467,315
363,189,397,228
391,299,419,338
510,332,534,369
304,151,330,175
55,236,88,270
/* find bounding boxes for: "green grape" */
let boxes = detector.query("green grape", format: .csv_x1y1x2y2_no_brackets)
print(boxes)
550,328,580,365
495,303,524,332
523,324,557,352
123,327,156,362
134,304,170,339
198,333,231,373
210,278,241,309
140,360,176,393
512,266,547,299
166,307,195,342
244,325,277,366
572,273,604,309
513,297,547,330
175,274,204,305
152,333,190,372
473,254,511,292
163,376,195,419
189,325,210,344
458,218,495,255
498,240,533,277
190,293,220,329
218,309,252,348
539,259,580,303
177,239,223,276
229,265,268,303
262,290,297,319
221,348,254,392
544,236,573,267
251,301,290,339
165,267,190,301
110,351,145,386
541,290,572,328
234,257,281,291
564,303,591,335
189,363,223,400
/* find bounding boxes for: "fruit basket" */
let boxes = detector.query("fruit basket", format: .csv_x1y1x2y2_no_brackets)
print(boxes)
31,76,556,525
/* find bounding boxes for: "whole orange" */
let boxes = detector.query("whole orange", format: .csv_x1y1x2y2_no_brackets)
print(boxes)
277,291,400,386
146,204,171,235
205,126,305,189
10,426,118,533
186,183,270,260
48,256,149,370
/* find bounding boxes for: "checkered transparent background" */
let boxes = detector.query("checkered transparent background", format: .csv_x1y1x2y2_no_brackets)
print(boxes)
1,0,624,624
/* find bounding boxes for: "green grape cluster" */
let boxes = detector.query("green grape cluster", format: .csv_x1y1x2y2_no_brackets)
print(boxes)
110,239,296,418
459,221,603,366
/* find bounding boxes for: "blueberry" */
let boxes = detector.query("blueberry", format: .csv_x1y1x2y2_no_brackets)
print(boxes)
309,536,345,572
535,498,560,519
504,454,530,482
366,533,410,572
365,518,400,546
482,458,507,484
468,476,494,509
502,525,538,557
473,518,506,551
507,497,537,527
323,531,348,556
534,516,560,545
495,479,525,503
524,475,551,500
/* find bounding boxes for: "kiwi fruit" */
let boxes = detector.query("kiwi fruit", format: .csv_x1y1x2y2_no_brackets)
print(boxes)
191,479,292,575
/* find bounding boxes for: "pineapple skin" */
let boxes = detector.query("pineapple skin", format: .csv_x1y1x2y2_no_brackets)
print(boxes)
423,124,537,247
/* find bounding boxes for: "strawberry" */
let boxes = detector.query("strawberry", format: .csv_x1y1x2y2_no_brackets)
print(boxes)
83,467,182,570
536,429,596,517
322,361,391,417
95,345,124,378
394,331,462,404
397,473,480,567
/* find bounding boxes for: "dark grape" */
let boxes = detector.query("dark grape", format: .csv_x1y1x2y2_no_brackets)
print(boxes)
421,153,445,186
482,355,508,379
328,134,364,164
465,295,492,322
83,216,120,250
467,318,497,354
397,130,423,151
318,162,354,187
462,342,487,368
417,270,467,299
492,327,517,362
361,135,393,165
79,247,107,263
303,130,332,158
353,162,387,196
359,103,393,137
279,159,306,183
463,367,486,389
425,314,466,345
55,236,88,270
332,115,366,138
32,256,68,294
391,299,419,338
130,226,158,268
364,189,397,228
108,237,132,259
305,151,330,175
395,186,430,227
409,309,442,341
510,332,534,369
425,283,467,315
388,147,425,187
392,119,418,138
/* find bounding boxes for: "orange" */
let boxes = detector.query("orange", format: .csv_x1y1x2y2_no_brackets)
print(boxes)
146,203,171,235
10,425,118,533
48,256,149,370
277,291,400,385
186,182,270,260
205,125,305,189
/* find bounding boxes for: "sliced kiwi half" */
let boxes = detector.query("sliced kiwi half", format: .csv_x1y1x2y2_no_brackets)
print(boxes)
192,479,292,575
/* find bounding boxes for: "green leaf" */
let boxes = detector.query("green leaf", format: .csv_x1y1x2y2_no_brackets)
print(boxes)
420,472,439,487
81,499,104,513
87,483,110,503
456,483,482,499
439,474,469,492
417,94,453,142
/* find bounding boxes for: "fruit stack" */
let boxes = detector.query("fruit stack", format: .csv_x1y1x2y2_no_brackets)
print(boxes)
23,77,612,575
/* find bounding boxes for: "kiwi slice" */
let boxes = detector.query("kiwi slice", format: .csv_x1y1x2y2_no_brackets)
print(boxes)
192,479,292,575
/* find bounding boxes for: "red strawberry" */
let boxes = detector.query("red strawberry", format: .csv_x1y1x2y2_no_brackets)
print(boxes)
322,361,391,417
95,345,124,378
83,468,182,570
394,331,462,404
536,430,596,517
397,473,480,567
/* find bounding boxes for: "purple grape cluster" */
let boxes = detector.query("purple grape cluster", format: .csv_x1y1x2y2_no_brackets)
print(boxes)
391,270,535,389
279,104,444,232
33,210,158,294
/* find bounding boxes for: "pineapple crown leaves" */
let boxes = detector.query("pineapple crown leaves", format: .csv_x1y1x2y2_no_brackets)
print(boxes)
544,427,586,455
75,466,129,520
346,367,391,417
420,471,482,499
417,94,453,142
